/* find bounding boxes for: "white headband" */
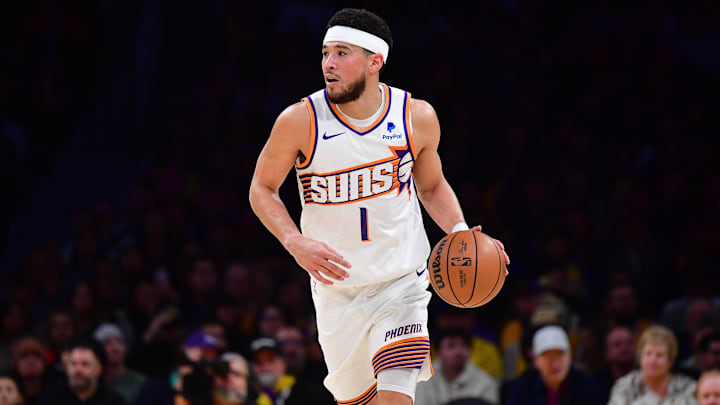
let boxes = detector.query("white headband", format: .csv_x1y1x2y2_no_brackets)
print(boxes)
323,25,389,63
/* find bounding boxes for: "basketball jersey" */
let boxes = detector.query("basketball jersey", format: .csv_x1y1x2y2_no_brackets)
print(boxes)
295,83,431,287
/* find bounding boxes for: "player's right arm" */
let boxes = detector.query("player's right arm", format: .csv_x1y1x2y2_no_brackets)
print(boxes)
249,102,350,285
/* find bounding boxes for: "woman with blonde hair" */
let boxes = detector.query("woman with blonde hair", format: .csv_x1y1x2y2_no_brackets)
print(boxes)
608,325,698,405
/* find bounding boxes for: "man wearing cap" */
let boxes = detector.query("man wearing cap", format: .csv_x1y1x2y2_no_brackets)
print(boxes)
250,337,332,405
94,323,147,404
182,330,222,362
249,7,509,405
506,325,601,405
38,336,126,405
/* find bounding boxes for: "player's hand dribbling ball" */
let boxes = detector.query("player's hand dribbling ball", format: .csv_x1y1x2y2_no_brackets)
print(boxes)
428,230,506,308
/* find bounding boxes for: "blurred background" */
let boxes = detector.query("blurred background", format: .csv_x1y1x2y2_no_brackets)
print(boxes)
1,1,719,404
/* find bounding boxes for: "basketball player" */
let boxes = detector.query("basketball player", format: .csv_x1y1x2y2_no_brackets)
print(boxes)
249,8,509,405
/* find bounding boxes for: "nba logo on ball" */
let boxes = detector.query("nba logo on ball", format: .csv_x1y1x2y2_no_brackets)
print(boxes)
428,230,507,308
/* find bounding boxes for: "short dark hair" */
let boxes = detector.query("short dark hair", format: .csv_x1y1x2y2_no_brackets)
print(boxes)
434,328,473,348
67,336,107,370
327,8,393,52
699,331,720,352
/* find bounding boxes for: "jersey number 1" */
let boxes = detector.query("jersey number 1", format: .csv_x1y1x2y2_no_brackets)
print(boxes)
360,207,370,241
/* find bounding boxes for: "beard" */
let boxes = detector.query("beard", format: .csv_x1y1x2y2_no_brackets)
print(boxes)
214,388,247,403
327,75,366,104
255,371,278,388
69,376,96,390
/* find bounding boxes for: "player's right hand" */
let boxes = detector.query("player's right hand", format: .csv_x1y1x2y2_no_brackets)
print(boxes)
286,235,351,285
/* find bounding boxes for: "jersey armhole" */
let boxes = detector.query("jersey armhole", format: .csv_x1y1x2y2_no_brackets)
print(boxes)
296,97,318,170
403,92,417,159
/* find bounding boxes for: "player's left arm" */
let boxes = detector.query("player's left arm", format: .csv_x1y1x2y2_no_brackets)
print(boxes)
410,98,466,234
411,98,510,266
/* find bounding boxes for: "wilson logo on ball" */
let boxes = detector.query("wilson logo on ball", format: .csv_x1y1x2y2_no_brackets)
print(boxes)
430,238,447,289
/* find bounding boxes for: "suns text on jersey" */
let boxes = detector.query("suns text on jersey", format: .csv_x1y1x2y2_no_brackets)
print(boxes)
299,158,400,205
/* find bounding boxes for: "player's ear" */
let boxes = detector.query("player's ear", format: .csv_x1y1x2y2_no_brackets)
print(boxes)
368,53,384,74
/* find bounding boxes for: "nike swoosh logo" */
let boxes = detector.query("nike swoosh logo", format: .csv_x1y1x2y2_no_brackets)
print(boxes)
322,132,345,140
416,267,426,277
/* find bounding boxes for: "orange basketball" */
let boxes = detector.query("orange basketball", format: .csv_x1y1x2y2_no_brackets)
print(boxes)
428,230,506,308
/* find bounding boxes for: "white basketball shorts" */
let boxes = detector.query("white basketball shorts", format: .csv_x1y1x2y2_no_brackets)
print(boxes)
310,267,434,404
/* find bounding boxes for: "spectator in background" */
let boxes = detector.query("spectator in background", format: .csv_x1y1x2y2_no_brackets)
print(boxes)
130,304,185,378
181,257,221,326
182,330,222,363
0,374,23,405
69,281,98,336
274,325,326,387
432,307,504,380
22,244,68,325
223,263,257,329
39,337,126,405
67,227,103,277
213,295,251,356
498,276,540,382
1,302,31,373
202,321,229,354
608,325,697,405
256,306,286,340
679,324,720,379
506,325,601,405
602,280,651,340
593,325,637,404
94,323,147,404
0,373,24,405
699,333,720,373
44,310,76,371
697,370,720,405
215,352,258,405
249,337,332,405
10,337,61,405
127,279,163,340
415,328,499,405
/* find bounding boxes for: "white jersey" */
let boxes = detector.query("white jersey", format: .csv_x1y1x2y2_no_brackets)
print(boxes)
295,83,431,287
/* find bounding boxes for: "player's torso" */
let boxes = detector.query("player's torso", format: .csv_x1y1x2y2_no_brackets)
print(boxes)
296,84,430,287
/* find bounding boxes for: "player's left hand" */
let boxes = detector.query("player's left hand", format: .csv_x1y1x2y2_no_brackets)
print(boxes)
471,225,510,275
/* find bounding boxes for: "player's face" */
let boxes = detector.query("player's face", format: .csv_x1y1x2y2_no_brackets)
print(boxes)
322,42,368,104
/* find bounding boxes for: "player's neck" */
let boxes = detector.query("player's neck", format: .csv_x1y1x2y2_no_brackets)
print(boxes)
336,81,383,120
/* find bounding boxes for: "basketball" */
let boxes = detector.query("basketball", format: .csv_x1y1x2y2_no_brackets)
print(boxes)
428,230,506,308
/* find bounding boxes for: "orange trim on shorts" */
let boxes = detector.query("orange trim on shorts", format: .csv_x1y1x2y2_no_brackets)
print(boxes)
296,97,318,170
372,337,430,376
335,382,377,405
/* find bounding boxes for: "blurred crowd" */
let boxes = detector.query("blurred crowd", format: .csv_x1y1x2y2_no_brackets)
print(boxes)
1,1,719,404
